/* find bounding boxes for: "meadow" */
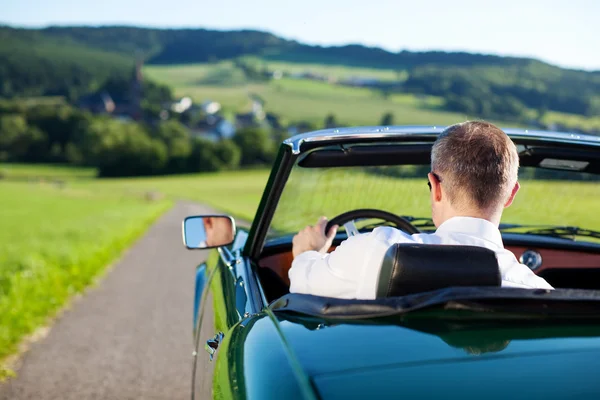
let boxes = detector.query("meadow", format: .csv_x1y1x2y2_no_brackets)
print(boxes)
0,173,171,377
144,62,479,126
144,60,600,131
273,168,600,236
0,163,96,180
64,165,600,237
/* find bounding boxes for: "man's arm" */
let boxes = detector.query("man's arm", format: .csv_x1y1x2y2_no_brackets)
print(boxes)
289,230,375,299
289,220,413,299
291,216,338,258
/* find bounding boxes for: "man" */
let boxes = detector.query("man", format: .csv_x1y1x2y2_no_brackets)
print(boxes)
201,216,234,248
289,121,553,299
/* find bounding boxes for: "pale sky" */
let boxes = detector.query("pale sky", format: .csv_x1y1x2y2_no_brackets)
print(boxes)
2,0,599,70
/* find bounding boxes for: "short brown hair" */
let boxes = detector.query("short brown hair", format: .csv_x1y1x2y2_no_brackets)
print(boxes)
431,121,519,211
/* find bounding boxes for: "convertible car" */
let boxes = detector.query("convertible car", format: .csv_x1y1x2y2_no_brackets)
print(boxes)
182,126,600,399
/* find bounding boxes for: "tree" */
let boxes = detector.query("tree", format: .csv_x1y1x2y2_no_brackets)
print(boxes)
26,105,91,162
380,112,394,126
78,118,168,177
187,138,241,173
214,140,241,170
0,114,47,161
189,138,221,172
153,120,192,173
232,128,275,166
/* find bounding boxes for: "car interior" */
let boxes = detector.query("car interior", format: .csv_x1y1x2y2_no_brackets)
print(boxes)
254,140,600,303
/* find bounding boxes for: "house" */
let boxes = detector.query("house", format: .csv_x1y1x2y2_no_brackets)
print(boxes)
170,97,193,114
200,100,221,115
235,112,261,129
190,114,236,141
265,112,282,130
77,91,115,114
235,94,269,129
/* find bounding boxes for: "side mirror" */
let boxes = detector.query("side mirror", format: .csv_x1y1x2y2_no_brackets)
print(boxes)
182,215,236,249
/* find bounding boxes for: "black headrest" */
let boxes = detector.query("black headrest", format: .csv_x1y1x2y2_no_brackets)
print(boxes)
376,244,501,298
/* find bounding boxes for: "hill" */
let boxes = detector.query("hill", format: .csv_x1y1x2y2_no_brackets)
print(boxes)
1,25,600,122
0,27,134,99
36,26,531,68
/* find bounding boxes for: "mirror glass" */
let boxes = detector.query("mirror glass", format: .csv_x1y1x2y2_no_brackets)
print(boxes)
183,215,236,249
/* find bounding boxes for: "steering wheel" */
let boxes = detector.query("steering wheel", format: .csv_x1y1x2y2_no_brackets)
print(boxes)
325,208,420,238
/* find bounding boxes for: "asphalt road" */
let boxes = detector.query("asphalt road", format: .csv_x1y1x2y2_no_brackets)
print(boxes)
0,202,213,400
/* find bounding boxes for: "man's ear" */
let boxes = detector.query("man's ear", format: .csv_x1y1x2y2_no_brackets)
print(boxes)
428,172,443,202
504,182,520,208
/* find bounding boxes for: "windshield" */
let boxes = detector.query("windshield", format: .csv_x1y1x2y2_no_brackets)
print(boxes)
269,163,600,243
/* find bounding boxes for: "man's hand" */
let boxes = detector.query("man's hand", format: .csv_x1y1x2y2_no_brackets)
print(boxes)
292,216,339,258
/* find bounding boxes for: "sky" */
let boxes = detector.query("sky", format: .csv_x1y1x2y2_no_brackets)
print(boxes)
3,0,599,70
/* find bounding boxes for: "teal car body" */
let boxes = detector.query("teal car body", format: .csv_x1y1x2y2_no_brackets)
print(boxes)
188,127,600,399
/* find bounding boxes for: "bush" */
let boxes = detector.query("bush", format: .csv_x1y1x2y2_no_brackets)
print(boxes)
232,127,275,166
214,139,241,170
153,120,192,173
189,138,221,172
0,114,47,161
78,118,168,177
189,138,241,172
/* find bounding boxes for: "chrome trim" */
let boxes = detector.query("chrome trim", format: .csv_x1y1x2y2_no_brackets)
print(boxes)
232,229,249,253
283,126,600,155
217,247,236,268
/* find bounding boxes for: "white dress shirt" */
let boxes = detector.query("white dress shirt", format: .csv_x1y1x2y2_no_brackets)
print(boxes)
289,216,553,299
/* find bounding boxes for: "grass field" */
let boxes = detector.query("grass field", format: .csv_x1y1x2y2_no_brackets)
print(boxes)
65,166,600,237
73,169,268,221
144,60,599,130
541,111,600,132
241,56,405,81
0,163,96,180
273,168,600,236
0,179,170,377
144,62,479,126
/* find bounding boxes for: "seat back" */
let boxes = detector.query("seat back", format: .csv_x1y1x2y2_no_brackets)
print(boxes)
376,243,501,298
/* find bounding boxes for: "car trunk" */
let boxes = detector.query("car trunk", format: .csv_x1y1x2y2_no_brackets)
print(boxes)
275,315,600,399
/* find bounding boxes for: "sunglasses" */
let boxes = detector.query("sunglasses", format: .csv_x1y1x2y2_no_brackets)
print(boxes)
427,173,442,191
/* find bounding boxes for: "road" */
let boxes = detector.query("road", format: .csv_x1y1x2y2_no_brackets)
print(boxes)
0,202,213,400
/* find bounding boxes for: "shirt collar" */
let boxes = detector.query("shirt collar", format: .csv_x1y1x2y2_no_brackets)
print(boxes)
435,216,504,247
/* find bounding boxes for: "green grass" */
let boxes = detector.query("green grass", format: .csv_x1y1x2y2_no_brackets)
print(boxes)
272,168,600,236
242,56,405,81
71,167,600,237
147,62,474,126
257,79,469,126
541,111,600,132
144,62,513,126
173,84,266,112
72,169,268,221
144,61,247,87
0,163,97,180
0,181,171,374
145,61,600,131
